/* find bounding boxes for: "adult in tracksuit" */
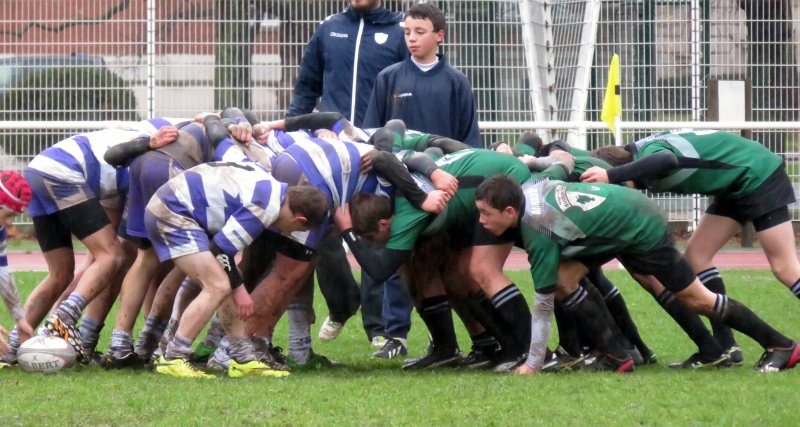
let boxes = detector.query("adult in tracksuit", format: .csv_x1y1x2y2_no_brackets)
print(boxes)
286,0,410,350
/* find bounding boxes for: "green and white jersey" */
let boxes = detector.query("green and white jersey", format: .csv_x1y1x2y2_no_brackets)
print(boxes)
387,149,532,251
571,156,612,179
392,130,431,153
519,180,667,290
632,129,782,198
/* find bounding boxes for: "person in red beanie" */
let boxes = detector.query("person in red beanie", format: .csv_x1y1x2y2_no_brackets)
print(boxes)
0,170,33,367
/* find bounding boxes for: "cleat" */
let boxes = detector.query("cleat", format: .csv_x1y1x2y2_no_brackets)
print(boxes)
754,341,800,372
0,361,8,369
154,356,214,378
403,350,462,371
668,352,731,369
251,337,289,370
287,349,344,371
43,313,88,364
458,349,494,370
726,345,744,366
629,348,644,366
318,316,344,341
543,352,587,373
228,359,290,378
372,338,408,359
191,342,216,363
641,349,658,365
134,331,162,361
207,355,231,372
81,351,103,367
371,336,388,347
493,356,526,374
591,354,635,373
101,350,146,370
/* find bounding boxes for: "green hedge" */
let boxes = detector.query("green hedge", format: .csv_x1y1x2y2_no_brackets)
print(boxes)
0,66,139,157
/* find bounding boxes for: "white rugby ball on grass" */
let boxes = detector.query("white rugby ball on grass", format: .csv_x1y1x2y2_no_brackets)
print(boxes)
17,336,75,374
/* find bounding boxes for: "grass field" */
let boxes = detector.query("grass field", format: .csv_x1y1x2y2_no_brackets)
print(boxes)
1,269,799,426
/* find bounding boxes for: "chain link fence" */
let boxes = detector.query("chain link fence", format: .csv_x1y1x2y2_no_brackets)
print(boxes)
0,0,797,224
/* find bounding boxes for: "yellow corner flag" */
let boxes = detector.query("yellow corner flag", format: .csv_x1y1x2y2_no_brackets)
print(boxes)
601,54,621,140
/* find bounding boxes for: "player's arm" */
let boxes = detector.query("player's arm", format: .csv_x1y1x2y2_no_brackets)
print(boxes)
103,126,179,168
523,231,561,372
425,135,471,154
604,151,678,184
525,156,575,180
343,230,411,282
333,203,414,282
0,230,33,342
370,151,435,209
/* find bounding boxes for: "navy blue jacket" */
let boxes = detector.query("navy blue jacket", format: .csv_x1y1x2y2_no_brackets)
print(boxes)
286,6,407,127
363,55,482,147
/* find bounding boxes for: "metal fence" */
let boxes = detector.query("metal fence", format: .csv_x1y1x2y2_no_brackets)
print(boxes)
0,0,797,223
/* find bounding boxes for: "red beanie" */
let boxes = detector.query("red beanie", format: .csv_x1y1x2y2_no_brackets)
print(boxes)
0,170,32,213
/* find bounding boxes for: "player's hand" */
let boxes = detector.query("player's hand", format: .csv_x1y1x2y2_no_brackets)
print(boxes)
315,129,337,139
359,149,377,174
0,325,11,355
333,203,353,231
515,364,539,375
420,190,449,214
430,169,458,197
232,286,253,320
194,111,220,123
149,126,179,149
580,166,610,183
228,123,253,145
15,318,33,345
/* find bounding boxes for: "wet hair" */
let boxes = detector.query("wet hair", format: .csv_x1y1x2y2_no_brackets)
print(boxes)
349,193,393,236
591,145,633,167
475,174,524,213
406,2,446,33
287,186,330,228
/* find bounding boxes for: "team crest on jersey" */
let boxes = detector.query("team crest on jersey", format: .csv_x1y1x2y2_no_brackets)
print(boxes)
375,32,388,44
555,185,605,212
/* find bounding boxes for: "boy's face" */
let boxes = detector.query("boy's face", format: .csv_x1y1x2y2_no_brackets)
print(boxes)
0,208,19,227
476,200,516,236
404,16,444,62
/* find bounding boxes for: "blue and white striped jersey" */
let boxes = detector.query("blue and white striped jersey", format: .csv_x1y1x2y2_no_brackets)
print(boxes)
281,137,392,211
27,119,182,203
149,162,287,256
213,136,279,170
26,128,144,202
264,129,314,156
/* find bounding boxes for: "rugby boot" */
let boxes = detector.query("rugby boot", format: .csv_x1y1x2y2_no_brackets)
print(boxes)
154,356,214,378
754,341,800,372
591,354,634,373
668,352,731,369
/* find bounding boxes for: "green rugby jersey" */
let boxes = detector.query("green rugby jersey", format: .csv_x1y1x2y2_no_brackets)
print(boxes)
632,129,782,198
519,180,667,290
572,156,612,178
391,130,431,152
386,149,534,251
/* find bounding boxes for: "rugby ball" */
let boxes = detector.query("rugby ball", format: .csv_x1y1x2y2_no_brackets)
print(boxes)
17,336,75,374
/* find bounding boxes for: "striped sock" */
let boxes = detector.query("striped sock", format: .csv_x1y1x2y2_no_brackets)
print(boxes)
109,330,134,353
490,284,532,353
165,333,194,360
790,279,800,298
56,293,88,326
77,317,103,352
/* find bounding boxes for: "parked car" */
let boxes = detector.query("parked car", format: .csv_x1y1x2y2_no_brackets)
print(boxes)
0,53,105,97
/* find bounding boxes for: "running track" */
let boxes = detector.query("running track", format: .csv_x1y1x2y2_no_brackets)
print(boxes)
8,250,794,271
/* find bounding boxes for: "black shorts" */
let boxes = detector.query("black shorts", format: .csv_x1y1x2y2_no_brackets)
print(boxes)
705,164,795,230
32,198,111,252
574,232,696,293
